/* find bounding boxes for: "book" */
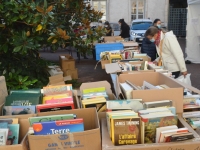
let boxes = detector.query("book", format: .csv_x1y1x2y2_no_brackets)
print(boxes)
3,106,36,116
32,119,84,135
82,92,108,100
0,122,8,128
169,132,194,142
43,84,72,96
139,107,176,116
120,83,133,99
183,95,200,105
82,87,106,94
7,124,19,145
29,114,77,126
5,94,41,106
43,92,73,104
36,102,74,113
125,80,140,90
111,117,142,145
0,118,18,124
143,100,173,109
156,125,178,143
140,113,178,143
183,111,200,118
142,81,159,90
159,128,188,143
0,130,7,145
106,99,143,112
10,89,41,95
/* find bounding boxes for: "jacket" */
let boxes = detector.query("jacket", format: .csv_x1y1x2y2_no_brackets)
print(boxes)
155,31,187,73
141,38,157,61
119,23,130,38
106,26,112,36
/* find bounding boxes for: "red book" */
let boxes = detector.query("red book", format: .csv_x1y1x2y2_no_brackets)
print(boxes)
36,102,74,113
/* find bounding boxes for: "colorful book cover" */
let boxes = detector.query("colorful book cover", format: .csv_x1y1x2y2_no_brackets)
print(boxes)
111,117,142,145
36,102,74,113
29,114,76,126
32,119,84,135
7,124,19,145
0,118,18,124
142,115,178,143
0,129,8,145
43,84,72,96
82,87,106,94
0,122,8,128
82,102,106,112
5,94,40,106
3,106,36,116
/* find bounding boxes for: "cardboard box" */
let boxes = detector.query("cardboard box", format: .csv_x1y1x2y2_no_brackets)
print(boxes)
59,54,75,70
101,117,200,150
49,74,72,86
121,41,139,48
101,60,110,69
104,36,121,42
63,69,78,79
104,62,154,74
0,76,8,107
116,72,186,113
48,66,63,76
0,114,35,150
79,81,116,100
28,108,101,150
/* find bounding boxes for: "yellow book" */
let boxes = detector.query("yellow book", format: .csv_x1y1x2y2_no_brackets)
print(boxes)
83,87,106,94
82,100,107,112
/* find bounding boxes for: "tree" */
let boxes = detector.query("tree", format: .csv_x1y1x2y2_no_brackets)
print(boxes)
0,0,106,90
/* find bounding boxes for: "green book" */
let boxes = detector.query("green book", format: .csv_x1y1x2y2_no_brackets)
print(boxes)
9,89,41,95
28,114,77,126
5,94,41,106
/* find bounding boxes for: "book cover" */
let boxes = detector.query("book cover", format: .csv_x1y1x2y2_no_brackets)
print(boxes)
143,100,173,109
169,133,194,142
29,114,76,126
141,115,178,143
0,118,18,124
83,92,108,100
0,129,8,145
43,84,72,96
10,89,41,95
36,102,74,113
0,122,8,128
32,119,84,135
142,81,159,90
106,100,143,112
3,106,36,116
83,87,106,94
83,102,106,112
5,94,40,106
111,117,142,145
7,124,19,145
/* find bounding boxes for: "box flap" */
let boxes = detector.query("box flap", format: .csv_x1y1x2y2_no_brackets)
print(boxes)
105,63,121,74
80,81,113,96
64,75,72,81
121,41,139,47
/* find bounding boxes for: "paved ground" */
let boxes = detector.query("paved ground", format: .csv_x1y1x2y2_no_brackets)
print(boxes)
40,38,200,90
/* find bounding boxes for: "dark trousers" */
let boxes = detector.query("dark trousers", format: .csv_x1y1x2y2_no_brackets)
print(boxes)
172,71,180,79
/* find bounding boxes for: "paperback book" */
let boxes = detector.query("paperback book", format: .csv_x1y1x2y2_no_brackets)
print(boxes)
7,124,19,145
32,119,84,135
43,84,72,96
3,106,36,116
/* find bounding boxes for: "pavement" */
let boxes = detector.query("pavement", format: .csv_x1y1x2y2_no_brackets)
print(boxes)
40,38,200,90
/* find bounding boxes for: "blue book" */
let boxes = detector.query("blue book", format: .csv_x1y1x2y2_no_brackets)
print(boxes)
7,124,19,145
0,122,8,128
33,118,84,135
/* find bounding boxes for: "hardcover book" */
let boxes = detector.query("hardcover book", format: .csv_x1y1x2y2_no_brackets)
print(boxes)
10,89,41,95
111,117,142,145
36,102,74,113
143,100,173,109
3,106,36,116
141,113,178,143
43,84,72,96
0,130,7,145
29,114,76,126
32,119,84,135
5,94,40,106
7,124,19,145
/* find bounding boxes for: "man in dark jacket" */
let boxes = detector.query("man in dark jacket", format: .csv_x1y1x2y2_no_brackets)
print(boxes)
141,37,157,61
118,19,130,40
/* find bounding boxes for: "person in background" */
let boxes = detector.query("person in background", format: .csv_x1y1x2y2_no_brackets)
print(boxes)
118,19,130,41
141,19,162,61
104,21,112,36
145,26,187,78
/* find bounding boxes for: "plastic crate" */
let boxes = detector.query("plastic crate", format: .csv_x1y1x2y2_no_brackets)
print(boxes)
95,43,124,60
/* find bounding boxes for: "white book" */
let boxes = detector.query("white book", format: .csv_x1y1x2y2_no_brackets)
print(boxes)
156,125,178,143
0,129,9,145
139,107,170,115
140,112,175,119
142,81,159,90
120,83,133,99
183,111,200,118
159,128,188,143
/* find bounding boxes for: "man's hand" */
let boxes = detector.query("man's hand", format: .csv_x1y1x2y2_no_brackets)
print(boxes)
153,61,158,66
182,71,188,78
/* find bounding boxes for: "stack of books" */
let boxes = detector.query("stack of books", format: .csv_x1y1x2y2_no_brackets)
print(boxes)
37,84,74,113
183,95,200,111
81,87,109,112
28,114,84,135
3,89,41,116
0,118,19,145
183,111,200,130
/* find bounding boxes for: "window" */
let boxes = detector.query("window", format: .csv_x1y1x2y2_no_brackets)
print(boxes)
92,1,107,21
131,0,145,21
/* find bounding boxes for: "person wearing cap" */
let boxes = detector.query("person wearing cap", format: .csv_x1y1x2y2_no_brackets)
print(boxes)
118,19,130,41
104,21,112,36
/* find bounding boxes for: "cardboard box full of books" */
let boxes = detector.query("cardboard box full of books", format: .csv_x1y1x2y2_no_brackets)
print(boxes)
59,54,75,70
101,117,200,150
28,108,101,150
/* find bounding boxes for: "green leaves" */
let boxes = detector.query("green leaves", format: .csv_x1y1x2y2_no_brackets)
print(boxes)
13,46,22,52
